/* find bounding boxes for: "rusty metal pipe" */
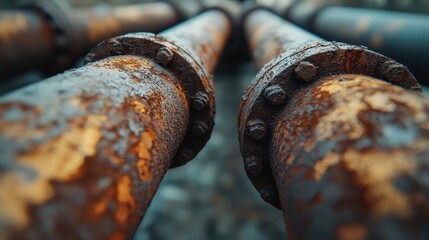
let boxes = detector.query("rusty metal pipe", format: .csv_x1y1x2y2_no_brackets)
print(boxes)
0,9,57,77
271,74,429,239
0,0,182,79
160,9,232,74
283,3,429,85
72,2,181,61
244,9,323,69
240,9,428,239
312,7,429,86
0,9,232,239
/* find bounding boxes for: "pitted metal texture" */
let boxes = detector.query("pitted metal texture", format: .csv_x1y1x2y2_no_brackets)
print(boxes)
238,41,421,208
85,33,215,167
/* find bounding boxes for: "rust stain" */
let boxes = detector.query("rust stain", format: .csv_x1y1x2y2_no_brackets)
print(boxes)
313,152,340,181
0,115,105,227
336,223,367,240
93,200,108,216
136,130,155,181
343,149,416,218
109,231,125,240
315,79,366,141
0,14,28,42
115,175,136,224
363,92,396,112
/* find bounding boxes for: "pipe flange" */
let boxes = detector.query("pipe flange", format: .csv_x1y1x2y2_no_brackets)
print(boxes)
85,32,215,168
238,41,421,208
20,0,76,72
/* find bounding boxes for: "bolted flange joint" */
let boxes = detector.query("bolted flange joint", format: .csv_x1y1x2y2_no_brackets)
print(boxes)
238,41,421,208
85,32,215,168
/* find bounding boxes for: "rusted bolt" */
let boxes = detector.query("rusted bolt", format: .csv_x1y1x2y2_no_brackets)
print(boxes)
382,60,406,82
177,149,194,164
295,61,317,82
193,91,209,111
247,119,267,140
260,186,278,204
264,84,286,106
110,39,124,55
55,35,68,48
245,156,263,176
192,121,209,137
155,47,174,66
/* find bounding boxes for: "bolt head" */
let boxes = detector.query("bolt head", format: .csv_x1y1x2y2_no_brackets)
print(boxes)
193,92,209,111
84,53,96,63
264,85,286,106
382,60,406,83
259,186,278,204
177,149,194,165
295,61,317,82
155,47,174,66
192,121,209,137
245,156,263,176
247,119,267,140
55,35,68,48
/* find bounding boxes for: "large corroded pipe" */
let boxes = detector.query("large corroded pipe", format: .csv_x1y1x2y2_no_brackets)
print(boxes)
0,0,184,79
0,8,232,239
239,9,429,239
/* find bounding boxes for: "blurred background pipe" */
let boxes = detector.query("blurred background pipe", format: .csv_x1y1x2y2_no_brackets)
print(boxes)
311,7,429,86
282,2,429,85
240,8,429,239
0,0,190,80
0,8,231,239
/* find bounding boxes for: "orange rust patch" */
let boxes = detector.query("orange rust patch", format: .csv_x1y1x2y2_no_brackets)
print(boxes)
109,230,125,240
136,130,155,181
313,152,340,181
115,175,135,224
0,13,28,42
132,100,148,115
343,149,416,218
315,79,366,141
0,115,105,228
93,201,108,216
336,223,367,240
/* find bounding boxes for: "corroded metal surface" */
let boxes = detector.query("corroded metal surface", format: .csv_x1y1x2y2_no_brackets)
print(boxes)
239,9,422,211
86,9,232,166
160,9,232,74
0,55,189,239
0,8,231,239
0,0,180,79
244,9,323,69
73,2,179,60
271,74,429,239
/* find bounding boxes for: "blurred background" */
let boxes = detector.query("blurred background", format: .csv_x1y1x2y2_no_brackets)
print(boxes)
0,0,428,239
